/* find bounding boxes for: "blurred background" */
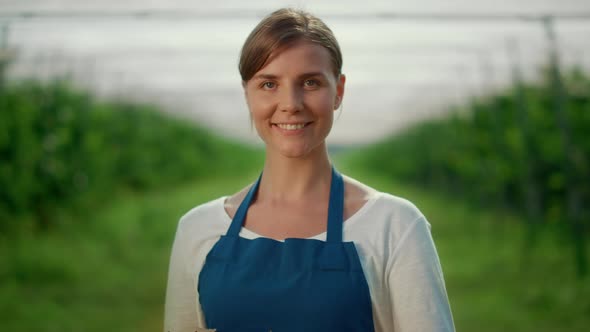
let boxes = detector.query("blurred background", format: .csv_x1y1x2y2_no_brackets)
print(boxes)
0,0,589,331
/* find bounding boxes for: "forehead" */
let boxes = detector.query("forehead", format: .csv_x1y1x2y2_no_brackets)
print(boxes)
255,40,334,76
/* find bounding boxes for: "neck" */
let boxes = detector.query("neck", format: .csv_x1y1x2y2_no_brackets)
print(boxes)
258,144,332,204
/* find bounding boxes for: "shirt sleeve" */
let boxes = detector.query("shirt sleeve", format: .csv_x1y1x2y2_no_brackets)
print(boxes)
386,216,456,332
163,218,200,332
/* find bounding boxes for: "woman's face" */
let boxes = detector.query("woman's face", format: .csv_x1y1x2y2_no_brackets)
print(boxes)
243,40,345,159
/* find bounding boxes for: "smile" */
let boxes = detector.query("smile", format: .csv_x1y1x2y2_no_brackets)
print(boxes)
273,123,311,131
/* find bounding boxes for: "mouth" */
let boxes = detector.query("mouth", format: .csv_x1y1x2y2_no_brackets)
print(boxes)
272,122,312,131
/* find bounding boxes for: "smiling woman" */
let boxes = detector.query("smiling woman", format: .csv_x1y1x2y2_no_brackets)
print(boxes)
244,40,344,159
164,7,455,332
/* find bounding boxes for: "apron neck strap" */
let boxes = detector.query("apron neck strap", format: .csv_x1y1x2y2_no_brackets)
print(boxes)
326,167,344,243
226,166,344,243
226,172,261,237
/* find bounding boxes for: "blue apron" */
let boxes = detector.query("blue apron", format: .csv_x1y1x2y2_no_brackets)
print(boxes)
198,167,375,332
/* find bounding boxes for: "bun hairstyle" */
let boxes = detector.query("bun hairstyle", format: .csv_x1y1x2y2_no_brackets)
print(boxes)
239,8,343,82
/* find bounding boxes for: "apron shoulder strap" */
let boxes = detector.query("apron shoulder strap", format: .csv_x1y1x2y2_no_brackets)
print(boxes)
226,173,262,237
327,167,344,243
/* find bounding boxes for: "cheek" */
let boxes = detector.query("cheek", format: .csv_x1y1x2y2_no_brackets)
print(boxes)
247,95,273,120
311,92,338,113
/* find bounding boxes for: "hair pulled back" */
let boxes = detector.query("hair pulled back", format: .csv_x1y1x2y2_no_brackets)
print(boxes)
239,8,343,82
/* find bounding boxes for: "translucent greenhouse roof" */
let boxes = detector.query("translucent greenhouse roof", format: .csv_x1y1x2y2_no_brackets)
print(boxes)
2,0,589,144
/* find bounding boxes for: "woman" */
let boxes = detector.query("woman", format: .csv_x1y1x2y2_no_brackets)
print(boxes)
164,8,455,332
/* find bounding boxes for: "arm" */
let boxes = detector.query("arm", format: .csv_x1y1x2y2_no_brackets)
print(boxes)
386,216,456,332
163,219,199,332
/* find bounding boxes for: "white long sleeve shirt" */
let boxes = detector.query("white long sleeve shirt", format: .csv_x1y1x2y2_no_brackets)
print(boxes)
164,192,455,332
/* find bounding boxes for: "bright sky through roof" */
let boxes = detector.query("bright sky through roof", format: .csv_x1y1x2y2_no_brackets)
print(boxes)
1,0,589,144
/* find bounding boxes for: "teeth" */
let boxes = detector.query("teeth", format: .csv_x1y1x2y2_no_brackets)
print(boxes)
277,123,306,130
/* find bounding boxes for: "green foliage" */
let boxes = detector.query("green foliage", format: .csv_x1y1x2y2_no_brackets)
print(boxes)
0,79,262,231
0,173,258,332
349,67,590,275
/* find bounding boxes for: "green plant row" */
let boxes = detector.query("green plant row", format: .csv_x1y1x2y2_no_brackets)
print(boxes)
349,68,590,273
0,78,262,230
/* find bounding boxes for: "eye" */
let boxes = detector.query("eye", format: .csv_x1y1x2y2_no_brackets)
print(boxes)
261,81,276,89
304,79,319,88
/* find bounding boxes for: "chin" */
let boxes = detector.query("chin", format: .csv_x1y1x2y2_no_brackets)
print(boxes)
276,147,309,159
272,142,324,159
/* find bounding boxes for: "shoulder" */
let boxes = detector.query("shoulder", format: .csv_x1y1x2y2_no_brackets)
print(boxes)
343,174,424,222
342,174,428,236
176,196,228,235
370,192,430,243
372,192,426,225
168,196,229,268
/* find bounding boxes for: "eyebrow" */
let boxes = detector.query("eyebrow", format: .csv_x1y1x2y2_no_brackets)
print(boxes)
251,72,327,81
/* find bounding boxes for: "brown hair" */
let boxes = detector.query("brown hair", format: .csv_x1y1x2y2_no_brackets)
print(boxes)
239,8,343,82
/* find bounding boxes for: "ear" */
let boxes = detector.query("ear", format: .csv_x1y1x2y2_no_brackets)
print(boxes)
334,74,346,110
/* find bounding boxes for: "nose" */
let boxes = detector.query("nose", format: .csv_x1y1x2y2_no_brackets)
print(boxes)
278,85,303,113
